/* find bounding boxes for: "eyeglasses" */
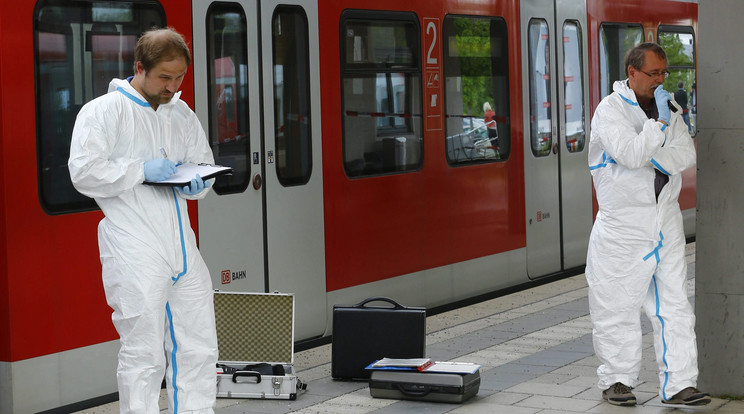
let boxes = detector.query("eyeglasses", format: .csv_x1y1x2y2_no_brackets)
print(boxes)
638,69,670,79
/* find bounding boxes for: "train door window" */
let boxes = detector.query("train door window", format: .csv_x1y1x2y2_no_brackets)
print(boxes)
272,6,312,186
340,11,423,178
562,21,585,153
527,19,552,157
443,15,510,165
658,26,695,135
34,0,165,213
206,4,250,194
598,23,642,99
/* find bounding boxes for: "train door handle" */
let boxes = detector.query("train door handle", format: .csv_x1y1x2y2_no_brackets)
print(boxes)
252,173,262,190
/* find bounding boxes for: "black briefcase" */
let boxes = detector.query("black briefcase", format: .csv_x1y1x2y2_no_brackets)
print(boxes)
331,297,426,380
369,369,481,403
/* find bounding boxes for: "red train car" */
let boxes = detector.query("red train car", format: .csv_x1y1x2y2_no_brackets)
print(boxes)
0,0,697,411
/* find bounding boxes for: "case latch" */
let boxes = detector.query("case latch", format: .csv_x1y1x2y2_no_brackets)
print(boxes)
272,376,283,396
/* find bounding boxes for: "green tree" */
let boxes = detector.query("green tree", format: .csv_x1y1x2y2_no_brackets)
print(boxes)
659,32,695,96
453,18,492,115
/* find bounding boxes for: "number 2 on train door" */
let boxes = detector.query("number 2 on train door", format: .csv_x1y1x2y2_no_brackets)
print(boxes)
424,17,442,131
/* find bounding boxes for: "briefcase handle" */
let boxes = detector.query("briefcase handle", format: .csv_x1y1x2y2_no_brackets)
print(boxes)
354,296,406,309
394,383,432,397
233,371,262,384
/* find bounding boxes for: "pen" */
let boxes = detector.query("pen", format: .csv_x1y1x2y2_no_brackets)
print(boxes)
160,147,168,158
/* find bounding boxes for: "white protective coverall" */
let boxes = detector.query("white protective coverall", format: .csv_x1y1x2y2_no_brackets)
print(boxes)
586,80,697,400
69,78,218,414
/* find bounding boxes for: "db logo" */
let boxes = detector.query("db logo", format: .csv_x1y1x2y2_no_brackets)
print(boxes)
221,270,231,284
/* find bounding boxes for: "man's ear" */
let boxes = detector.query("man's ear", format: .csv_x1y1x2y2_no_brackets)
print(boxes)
135,61,146,76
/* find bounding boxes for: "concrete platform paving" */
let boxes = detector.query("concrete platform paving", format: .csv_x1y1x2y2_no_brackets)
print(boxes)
74,243,743,413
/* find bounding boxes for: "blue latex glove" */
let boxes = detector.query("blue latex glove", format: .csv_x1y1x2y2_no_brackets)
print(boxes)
144,158,178,182
654,85,672,124
178,174,211,195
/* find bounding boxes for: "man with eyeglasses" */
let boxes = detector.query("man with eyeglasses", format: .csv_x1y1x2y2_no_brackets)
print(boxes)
586,42,709,407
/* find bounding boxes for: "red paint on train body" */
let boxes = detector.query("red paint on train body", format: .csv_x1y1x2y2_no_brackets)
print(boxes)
318,0,526,292
0,0,196,362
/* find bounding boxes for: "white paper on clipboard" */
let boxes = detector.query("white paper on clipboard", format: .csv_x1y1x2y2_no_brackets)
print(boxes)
144,162,232,186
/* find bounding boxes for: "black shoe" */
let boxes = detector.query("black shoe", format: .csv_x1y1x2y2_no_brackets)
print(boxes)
662,387,711,406
602,382,637,406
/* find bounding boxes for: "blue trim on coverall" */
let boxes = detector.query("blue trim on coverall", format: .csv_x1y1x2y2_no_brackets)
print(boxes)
589,151,616,170
643,232,664,262
650,159,671,176
643,231,670,399
168,189,188,411
116,87,150,107
117,85,190,411
170,188,188,283
166,302,180,413
618,93,638,106
113,79,193,413
652,276,671,400
165,189,188,412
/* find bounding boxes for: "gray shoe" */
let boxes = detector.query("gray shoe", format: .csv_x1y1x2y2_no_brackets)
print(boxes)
602,382,637,406
662,387,711,406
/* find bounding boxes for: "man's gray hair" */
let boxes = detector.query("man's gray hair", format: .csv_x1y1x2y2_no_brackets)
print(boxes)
624,42,666,77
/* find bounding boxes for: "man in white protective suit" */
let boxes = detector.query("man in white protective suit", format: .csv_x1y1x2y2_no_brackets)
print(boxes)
69,28,218,413
586,42,709,407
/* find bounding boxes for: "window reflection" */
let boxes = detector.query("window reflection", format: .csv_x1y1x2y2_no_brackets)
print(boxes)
272,6,312,186
659,27,696,135
562,21,585,153
528,19,552,157
598,24,642,99
341,12,423,177
206,5,250,194
443,15,510,164
34,0,165,213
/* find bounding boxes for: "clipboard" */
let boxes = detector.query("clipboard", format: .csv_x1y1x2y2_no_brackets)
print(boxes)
144,162,233,186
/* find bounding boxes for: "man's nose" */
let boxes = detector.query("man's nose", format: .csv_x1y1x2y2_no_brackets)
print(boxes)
166,79,179,92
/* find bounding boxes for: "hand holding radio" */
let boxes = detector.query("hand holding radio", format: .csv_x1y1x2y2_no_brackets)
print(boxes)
654,85,672,124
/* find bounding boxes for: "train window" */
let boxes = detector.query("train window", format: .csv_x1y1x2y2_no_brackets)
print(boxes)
598,23,643,99
340,11,423,178
443,15,510,165
206,4,250,194
272,6,312,186
527,19,552,157
658,26,696,136
562,21,586,153
34,0,165,214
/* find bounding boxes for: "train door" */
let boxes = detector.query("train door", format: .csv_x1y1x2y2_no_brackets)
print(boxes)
192,0,327,340
520,0,592,278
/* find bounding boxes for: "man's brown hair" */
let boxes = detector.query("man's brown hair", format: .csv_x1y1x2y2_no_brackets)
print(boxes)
134,27,191,73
